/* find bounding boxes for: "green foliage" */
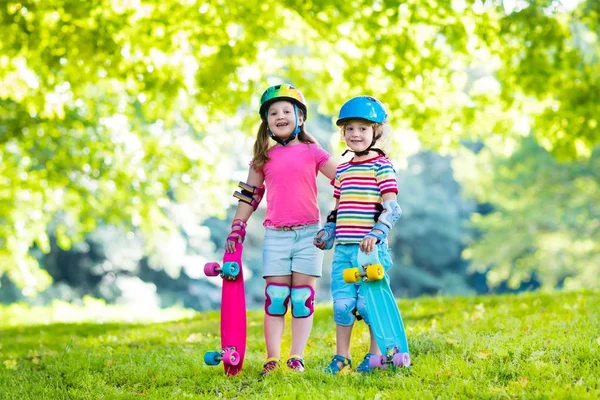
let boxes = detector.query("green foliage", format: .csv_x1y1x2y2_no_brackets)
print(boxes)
0,0,265,292
1,291,598,398
489,0,600,159
1,0,599,295
456,136,600,290
389,152,476,296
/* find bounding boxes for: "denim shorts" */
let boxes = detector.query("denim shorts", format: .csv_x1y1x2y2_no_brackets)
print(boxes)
262,223,324,277
330,243,393,300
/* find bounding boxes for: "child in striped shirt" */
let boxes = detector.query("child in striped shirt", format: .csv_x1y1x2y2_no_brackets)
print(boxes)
314,96,402,374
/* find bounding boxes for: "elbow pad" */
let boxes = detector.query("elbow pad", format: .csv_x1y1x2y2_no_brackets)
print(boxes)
233,181,265,210
376,200,402,233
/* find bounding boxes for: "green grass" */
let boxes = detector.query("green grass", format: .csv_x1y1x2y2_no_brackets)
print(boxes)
1,291,599,399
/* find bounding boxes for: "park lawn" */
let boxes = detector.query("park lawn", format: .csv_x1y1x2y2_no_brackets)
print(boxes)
1,290,599,399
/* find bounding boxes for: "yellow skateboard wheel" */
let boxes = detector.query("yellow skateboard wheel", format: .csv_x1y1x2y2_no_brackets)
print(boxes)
366,264,384,281
343,268,361,283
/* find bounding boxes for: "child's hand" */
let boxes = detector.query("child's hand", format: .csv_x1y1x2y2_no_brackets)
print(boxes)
313,222,336,250
313,231,327,249
360,236,378,254
225,220,246,253
224,239,237,253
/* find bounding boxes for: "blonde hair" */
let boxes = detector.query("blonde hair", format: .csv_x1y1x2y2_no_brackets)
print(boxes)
251,108,317,171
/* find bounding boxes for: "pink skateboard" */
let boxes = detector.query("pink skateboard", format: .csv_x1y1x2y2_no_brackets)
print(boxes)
203,242,246,375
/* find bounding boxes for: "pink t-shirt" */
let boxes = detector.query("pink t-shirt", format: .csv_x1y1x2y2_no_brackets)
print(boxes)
261,143,331,227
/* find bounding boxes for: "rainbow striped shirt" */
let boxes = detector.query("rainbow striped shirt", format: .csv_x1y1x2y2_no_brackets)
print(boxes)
333,156,398,244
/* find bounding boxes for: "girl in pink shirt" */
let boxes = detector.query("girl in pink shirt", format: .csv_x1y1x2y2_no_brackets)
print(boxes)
225,84,337,375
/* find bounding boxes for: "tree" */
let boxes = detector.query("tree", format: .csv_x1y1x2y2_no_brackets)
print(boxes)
455,136,600,290
388,151,476,296
1,0,598,295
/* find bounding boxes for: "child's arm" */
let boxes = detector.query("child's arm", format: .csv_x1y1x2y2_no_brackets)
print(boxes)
319,157,338,181
313,198,340,250
224,167,265,253
360,193,402,254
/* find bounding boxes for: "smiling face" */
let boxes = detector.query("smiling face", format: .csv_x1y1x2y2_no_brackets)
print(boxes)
267,100,303,140
343,119,375,153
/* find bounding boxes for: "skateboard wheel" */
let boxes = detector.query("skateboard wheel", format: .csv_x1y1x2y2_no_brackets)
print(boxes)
204,351,222,366
221,262,240,278
365,264,384,281
343,268,361,283
392,352,410,368
223,350,240,366
204,262,221,277
369,354,386,369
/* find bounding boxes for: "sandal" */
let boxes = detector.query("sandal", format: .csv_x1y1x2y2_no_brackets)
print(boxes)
261,357,280,376
286,355,305,372
324,354,352,375
356,353,376,373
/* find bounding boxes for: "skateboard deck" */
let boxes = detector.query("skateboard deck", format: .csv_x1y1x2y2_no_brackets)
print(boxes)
352,249,410,369
203,242,246,375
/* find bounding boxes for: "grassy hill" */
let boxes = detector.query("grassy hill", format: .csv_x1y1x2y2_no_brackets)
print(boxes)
1,290,599,399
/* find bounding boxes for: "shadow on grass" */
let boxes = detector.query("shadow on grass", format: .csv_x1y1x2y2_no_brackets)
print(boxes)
0,321,141,337
0,315,209,351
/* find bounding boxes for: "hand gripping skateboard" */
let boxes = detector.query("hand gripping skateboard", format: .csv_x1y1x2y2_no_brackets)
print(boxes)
343,249,410,369
203,242,246,375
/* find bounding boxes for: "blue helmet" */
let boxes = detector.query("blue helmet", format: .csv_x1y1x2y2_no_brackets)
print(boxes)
336,96,387,126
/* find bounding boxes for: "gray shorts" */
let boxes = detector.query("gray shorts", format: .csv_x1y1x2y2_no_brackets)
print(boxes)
262,223,324,278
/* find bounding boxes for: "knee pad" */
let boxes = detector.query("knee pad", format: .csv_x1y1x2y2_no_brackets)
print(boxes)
333,298,357,326
265,283,290,316
356,294,370,325
290,286,315,318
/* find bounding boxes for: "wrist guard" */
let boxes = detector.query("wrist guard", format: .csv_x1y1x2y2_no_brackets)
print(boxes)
315,222,336,250
365,224,387,243
227,219,247,243
326,209,337,223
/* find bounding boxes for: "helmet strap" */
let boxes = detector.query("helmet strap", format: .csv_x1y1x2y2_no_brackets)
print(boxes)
342,132,384,157
342,148,386,157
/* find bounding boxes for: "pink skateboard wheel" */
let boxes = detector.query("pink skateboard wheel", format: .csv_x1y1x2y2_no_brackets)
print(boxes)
369,354,386,369
392,352,410,367
204,262,221,277
223,350,240,366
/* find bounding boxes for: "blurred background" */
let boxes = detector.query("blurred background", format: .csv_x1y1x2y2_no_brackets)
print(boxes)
1,0,598,316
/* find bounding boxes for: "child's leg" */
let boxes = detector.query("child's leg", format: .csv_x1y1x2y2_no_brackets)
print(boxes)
264,275,292,360
335,323,354,358
328,244,360,371
289,272,317,356
356,289,381,356
367,326,380,355
286,224,322,359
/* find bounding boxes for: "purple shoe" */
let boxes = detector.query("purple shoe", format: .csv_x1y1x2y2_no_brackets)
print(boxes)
286,355,305,372
261,358,279,376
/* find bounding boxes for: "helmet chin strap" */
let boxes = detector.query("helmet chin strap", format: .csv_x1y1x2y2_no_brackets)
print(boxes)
267,104,300,146
342,147,386,157
342,133,385,157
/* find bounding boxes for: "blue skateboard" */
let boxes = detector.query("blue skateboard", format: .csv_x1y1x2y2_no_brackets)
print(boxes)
343,249,410,369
